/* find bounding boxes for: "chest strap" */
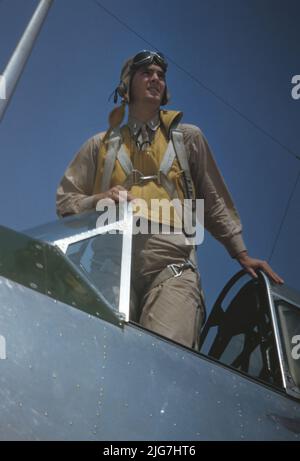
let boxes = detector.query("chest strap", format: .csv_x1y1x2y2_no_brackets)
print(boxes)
118,139,178,200
101,127,194,200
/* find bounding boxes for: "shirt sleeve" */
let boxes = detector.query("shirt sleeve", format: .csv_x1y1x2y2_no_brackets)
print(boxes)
181,124,247,258
56,133,104,217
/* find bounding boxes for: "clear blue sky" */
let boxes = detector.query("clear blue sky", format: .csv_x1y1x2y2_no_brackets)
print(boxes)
0,0,299,310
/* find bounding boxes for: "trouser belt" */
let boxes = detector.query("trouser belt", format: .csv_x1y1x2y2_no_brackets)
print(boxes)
149,259,196,291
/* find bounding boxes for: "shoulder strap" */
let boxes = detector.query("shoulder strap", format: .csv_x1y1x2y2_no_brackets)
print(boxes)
159,140,176,177
171,129,194,199
100,128,122,192
157,140,178,200
117,144,133,176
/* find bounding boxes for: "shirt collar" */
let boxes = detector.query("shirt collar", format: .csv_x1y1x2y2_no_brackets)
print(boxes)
127,113,160,137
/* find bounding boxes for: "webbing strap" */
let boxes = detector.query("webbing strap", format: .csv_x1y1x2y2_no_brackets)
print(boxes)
159,140,177,177
117,144,133,176
101,128,193,201
115,136,178,199
171,129,194,200
100,129,121,192
148,259,196,291
158,139,179,199
117,138,176,182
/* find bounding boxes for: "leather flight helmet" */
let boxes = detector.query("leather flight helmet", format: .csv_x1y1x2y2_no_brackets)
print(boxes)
115,50,170,106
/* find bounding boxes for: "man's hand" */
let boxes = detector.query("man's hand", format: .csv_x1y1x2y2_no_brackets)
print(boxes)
92,186,134,207
236,251,284,285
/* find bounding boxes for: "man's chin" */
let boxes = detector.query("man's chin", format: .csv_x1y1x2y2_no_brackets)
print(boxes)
144,94,162,105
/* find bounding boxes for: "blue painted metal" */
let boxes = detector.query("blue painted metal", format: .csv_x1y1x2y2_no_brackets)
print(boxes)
0,217,300,440
0,276,300,441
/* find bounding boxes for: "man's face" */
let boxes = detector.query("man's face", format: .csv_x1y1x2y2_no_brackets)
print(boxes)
130,64,166,106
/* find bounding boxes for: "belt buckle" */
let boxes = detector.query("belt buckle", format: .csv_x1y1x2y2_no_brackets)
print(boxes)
167,263,183,278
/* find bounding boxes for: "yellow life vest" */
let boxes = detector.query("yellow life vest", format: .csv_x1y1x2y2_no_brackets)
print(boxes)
93,110,195,226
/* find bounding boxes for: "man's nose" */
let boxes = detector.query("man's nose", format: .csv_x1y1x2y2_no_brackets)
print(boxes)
150,72,159,82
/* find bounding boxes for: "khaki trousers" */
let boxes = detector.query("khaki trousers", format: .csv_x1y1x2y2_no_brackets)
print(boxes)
131,232,206,350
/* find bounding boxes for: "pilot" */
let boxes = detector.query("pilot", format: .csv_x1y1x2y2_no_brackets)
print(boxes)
56,50,283,350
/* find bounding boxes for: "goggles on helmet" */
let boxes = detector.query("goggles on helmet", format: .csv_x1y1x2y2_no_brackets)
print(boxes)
130,50,168,72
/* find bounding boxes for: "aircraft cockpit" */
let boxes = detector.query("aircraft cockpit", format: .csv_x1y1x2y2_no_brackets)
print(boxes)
199,271,300,399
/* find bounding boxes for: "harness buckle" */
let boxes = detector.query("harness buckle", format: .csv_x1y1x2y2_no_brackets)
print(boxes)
167,259,195,278
156,170,163,185
140,174,158,184
131,169,159,186
167,263,184,278
131,169,142,185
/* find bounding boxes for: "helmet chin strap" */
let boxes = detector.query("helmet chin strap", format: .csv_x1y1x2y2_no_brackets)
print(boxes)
113,89,119,104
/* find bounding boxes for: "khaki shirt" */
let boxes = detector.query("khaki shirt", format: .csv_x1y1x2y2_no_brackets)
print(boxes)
56,123,247,258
